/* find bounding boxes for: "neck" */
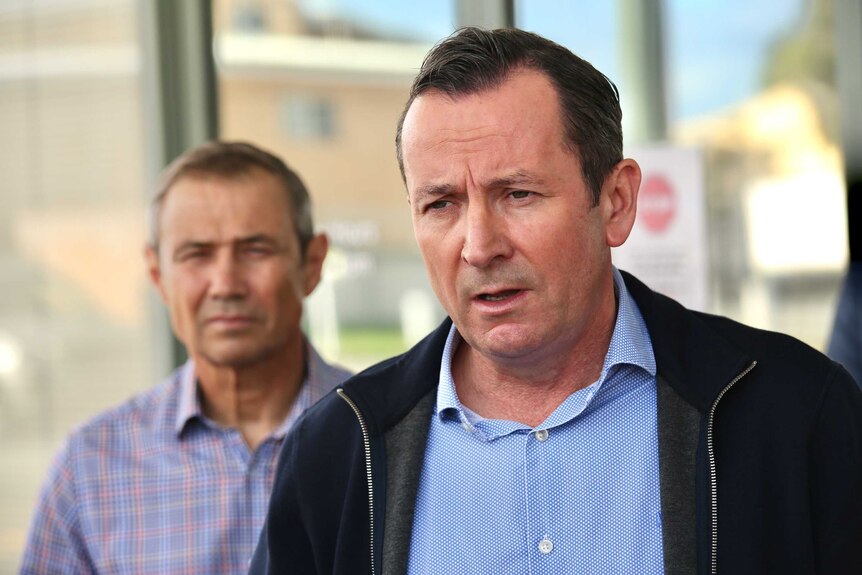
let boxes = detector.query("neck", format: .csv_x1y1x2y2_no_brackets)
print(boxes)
194,340,306,450
454,287,617,428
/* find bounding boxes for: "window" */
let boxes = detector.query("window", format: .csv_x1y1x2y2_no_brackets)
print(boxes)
281,94,337,139
518,0,845,350
214,0,457,369
232,4,267,32
0,1,153,570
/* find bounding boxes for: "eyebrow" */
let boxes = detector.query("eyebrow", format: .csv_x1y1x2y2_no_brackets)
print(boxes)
412,182,458,202
482,170,544,190
173,240,212,253
412,170,545,201
172,234,278,253
235,234,278,246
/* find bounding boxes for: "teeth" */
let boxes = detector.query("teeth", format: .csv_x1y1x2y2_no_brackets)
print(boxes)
478,289,521,302
482,294,507,301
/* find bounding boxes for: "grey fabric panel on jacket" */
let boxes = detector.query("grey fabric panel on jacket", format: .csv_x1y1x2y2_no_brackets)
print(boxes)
382,391,436,575
657,374,700,574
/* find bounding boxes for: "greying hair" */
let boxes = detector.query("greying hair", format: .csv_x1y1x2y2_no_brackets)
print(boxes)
149,141,314,256
395,27,623,206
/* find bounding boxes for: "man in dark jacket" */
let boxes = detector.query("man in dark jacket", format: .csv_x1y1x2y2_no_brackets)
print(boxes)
251,27,862,574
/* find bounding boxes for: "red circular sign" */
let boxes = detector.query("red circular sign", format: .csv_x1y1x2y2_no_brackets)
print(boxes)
639,174,676,233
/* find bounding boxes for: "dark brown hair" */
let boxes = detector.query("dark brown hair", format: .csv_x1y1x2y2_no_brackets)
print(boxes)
395,27,623,205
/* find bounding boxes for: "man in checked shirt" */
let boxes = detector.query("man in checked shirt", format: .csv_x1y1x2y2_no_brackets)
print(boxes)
20,141,351,574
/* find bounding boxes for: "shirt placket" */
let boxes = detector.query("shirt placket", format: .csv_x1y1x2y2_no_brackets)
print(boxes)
523,425,564,575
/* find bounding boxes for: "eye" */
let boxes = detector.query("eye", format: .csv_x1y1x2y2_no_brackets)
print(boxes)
509,190,533,200
426,199,452,211
175,247,210,262
242,243,274,257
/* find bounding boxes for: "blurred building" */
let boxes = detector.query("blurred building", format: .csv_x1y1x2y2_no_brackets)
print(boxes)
0,0,854,571
215,1,443,349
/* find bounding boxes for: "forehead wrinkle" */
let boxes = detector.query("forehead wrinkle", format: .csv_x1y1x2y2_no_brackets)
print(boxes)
480,169,546,191
411,164,538,201
421,125,512,152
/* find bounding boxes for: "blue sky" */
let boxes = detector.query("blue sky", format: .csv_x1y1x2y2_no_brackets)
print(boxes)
298,0,809,121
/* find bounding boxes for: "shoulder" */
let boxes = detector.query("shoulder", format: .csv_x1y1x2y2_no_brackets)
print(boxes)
694,309,847,386
624,269,840,375
291,352,413,443
58,371,181,463
305,341,353,393
691,308,859,429
31,371,182,516
623,270,856,409
289,321,450,444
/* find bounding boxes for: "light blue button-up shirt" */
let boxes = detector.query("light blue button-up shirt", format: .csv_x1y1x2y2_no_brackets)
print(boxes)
407,268,663,574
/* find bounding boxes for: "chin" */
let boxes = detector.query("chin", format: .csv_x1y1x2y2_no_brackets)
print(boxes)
471,327,544,359
200,345,272,369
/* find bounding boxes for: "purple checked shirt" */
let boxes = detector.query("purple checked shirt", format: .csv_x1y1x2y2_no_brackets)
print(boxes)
20,343,351,575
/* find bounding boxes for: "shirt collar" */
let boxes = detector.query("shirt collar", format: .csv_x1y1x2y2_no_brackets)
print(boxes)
604,266,656,378
175,359,200,436
435,266,656,425
174,340,320,439
436,325,464,417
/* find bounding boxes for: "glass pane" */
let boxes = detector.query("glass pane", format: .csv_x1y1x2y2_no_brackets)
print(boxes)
517,0,845,350
0,1,153,570
213,0,458,370
516,2,621,89
666,0,845,349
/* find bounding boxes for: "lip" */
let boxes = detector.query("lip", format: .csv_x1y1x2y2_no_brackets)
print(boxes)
205,315,256,329
470,288,529,314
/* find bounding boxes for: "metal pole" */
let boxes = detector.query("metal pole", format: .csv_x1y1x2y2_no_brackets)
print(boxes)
138,0,218,370
618,0,668,144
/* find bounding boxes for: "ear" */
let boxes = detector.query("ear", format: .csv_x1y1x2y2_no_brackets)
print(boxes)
601,159,641,248
144,245,168,303
301,233,329,296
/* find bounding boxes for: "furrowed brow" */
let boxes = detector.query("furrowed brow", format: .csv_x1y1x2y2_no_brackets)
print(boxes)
171,240,213,261
482,170,544,190
235,234,278,246
175,240,212,253
412,182,458,202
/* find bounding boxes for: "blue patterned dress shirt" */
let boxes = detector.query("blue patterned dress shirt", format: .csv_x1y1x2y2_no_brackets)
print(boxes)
408,268,663,574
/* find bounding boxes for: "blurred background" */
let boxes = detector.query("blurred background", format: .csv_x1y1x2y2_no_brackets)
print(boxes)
1,0,859,571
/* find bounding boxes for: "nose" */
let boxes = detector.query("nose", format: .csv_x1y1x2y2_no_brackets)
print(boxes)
460,203,512,268
209,251,247,299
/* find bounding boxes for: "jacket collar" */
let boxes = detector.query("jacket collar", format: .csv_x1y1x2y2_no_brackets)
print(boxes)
341,319,453,436
343,270,755,433
621,270,755,412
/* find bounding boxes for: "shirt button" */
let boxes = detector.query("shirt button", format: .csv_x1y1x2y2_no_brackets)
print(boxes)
535,429,549,442
538,537,554,554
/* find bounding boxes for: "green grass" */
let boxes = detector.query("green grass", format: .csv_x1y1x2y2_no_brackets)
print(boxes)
338,326,408,362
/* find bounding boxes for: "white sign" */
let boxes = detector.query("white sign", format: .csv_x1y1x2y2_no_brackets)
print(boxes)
612,145,709,311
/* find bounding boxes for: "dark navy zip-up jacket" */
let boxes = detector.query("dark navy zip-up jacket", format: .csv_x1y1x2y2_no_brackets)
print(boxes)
250,271,862,575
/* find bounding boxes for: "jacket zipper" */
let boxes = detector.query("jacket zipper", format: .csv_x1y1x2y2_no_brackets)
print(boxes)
336,388,376,575
706,361,756,575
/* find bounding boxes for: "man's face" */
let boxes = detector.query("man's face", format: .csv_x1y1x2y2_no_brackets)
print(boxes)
146,169,326,369
401,68,633,365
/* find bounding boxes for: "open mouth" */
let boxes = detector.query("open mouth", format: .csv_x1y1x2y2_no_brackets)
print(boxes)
477,289,521,302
